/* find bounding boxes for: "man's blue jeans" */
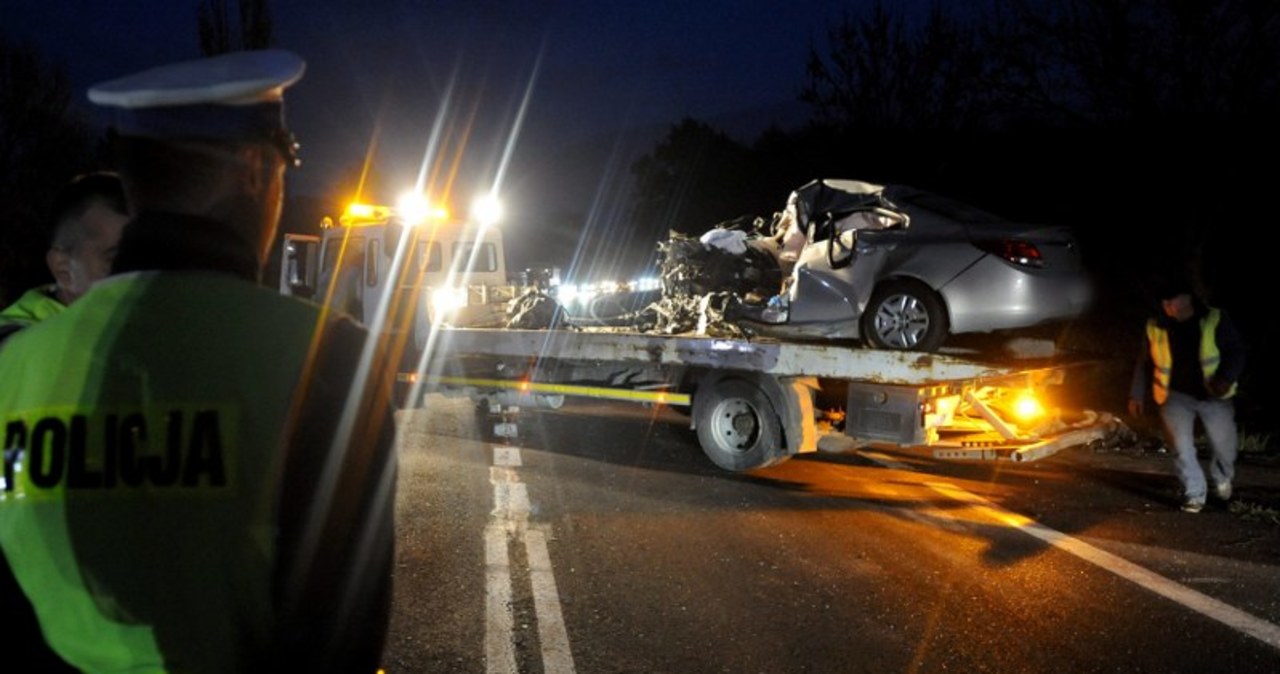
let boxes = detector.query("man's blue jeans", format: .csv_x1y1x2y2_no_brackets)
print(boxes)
1158,390,1237,503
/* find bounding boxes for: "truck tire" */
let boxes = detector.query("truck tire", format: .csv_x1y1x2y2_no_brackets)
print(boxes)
694,378,788,471
861,279,949,352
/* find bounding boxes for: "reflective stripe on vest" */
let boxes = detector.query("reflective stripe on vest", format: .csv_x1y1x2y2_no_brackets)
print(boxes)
1145,307,1235,404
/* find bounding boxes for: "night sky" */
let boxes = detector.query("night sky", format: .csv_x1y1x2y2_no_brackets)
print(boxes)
2,1,921,276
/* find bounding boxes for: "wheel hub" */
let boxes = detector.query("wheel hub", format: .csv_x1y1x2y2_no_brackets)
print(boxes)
875,294,929,348
713,399,760,450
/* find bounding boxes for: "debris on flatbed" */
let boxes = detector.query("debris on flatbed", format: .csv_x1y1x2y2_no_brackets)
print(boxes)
615,220,786,337
662,222,784,300
505,287,567,330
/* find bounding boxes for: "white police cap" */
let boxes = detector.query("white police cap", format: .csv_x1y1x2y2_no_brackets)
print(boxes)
88,49,304,160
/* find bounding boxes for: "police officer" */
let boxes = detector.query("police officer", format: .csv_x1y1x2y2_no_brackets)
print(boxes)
0,50,398,672
0,171,129,345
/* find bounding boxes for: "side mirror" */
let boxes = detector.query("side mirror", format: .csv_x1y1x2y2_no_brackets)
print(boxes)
280,234,319,298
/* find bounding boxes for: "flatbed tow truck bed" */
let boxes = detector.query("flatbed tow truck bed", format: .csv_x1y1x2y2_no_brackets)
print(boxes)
402,327,1118,472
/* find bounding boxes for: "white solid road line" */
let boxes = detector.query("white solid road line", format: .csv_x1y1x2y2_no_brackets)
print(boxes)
486,446,578,674
858,449,1280,651
525,528,577,674
923,481,1280,652
484,524,518,674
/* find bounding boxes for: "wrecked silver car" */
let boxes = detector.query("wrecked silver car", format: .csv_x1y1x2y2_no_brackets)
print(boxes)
637,178,1094,352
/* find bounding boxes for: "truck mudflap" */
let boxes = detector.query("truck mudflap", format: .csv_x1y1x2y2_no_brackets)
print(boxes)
931,411,1122,462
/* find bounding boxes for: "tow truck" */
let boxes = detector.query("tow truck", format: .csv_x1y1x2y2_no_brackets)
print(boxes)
278,193,518,347
281,194,1118,473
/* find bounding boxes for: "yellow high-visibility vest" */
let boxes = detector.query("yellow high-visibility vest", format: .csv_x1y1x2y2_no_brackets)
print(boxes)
1145,307,1236,404
0,271,393,672
0,285,66,330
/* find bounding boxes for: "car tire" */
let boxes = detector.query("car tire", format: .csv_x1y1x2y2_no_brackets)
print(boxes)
861,279,949,352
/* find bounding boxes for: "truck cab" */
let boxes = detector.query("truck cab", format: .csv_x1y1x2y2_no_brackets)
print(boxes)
278,199,513,351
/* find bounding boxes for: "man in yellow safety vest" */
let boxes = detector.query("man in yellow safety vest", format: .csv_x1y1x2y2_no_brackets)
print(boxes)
1129,274,1245,513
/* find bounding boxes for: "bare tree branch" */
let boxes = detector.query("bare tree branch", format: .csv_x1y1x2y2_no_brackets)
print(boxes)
800,2,992,132
199,0,274,55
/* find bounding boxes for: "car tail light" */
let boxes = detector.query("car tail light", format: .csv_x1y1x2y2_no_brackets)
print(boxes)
977,239,1044,268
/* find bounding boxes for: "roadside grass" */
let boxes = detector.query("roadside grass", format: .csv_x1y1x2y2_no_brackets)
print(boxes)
1238,431,1273,455
1227,429,1278,526
1228,500,1280,525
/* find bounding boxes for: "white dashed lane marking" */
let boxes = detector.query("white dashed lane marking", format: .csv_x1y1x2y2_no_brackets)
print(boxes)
485,445,577,674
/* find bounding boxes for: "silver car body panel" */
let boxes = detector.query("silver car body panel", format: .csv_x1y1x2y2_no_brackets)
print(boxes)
777,179,1092,340
941,255,1093,333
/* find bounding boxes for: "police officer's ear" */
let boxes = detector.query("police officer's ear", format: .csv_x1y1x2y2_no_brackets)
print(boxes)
227,142,284,195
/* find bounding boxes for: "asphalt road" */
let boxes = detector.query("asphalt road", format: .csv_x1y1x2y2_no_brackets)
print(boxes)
383,396,1280,673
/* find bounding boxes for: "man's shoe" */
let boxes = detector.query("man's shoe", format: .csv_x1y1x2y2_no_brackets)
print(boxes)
1214,482,1233,501
1181,499,1204,513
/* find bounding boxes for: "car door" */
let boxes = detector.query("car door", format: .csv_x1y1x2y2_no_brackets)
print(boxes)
786,213,905,327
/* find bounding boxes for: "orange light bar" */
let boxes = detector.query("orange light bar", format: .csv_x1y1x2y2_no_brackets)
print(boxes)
340,202,394,227
346,202,377,218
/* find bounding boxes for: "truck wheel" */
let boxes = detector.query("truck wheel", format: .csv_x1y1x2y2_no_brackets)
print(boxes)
694,379,787,471
861,280,948,352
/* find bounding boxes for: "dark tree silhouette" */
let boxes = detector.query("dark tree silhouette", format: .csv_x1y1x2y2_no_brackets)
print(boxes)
0,36,97,303
980,0,1280,301
800,2,992,132
629,118,761,237
198,0,275,55
984,0,1280,128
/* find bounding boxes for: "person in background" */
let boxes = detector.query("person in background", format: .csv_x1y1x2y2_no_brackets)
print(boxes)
1129,274,1246,513
0,171,128,344
0,50,398,672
